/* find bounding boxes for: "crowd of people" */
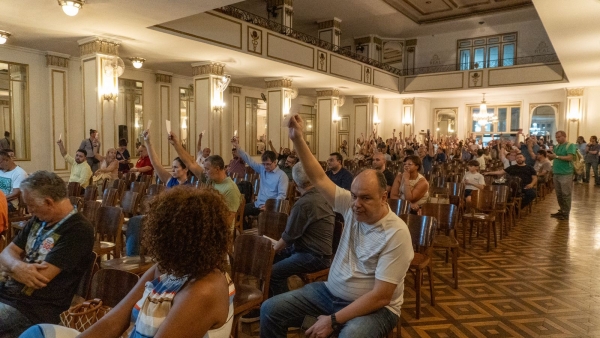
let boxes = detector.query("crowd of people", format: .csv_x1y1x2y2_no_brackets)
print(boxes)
0,119,594,337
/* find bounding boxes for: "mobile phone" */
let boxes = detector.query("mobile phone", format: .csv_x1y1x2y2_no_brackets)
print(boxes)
301,315,318,331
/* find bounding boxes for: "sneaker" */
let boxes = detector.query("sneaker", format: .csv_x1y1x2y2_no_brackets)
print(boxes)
240,309,260,323
550,211,563,218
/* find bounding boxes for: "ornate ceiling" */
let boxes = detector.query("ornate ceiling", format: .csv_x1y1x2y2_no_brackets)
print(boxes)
382,0,533,24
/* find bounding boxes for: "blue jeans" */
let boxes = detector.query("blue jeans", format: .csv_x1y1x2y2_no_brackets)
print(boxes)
270,247,331,296
260,282,398,338
0,302,32,338
125,215,144,256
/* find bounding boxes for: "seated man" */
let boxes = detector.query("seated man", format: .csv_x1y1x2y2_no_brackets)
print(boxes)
226,147,246,178
325,152,353,191
485,153,538,209
231,137,289,229
56,139,92,189
0,150,28,213
270,162,334,296
261,115,413,338
0,171,94,337
279,154,298,181
372,153,394,195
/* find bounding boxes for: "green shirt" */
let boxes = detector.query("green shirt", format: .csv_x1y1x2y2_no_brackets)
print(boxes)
552,142,577,175
211,176,241,214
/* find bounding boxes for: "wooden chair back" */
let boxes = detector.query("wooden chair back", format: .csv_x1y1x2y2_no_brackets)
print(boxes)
130,181,146,195
470,189,498,214
253,180,260,198
258,211,288,241
234,196,246,238
147,184,166,196
139,174,153,187
446,182,464,197
89,269,139,308
421,203,458,233
83,185,98,201
74,251,98,300
490,185,509,209
430,176,446,188
231,234,275,302
399,214,437,254
120,191,140,217
69,196,84,212
388,199,411,217
263,198,289,214
81,201,101,230
67,182,81,197
95,206,124,246
101,188,119,207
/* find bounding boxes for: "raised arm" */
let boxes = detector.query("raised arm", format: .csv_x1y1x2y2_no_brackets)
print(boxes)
231,137,262,173
196,133,203,153
57,139,67,157
143,129,172,184
169,132,205,178
287,115,336,206
268,140,280,158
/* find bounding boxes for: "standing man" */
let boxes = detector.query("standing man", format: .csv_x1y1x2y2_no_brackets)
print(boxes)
325,152,353,191
231,136,289,229
0,150,27,213
0,132,11,151
56,140,92,189
0,171,94,337
195,132,211,169
260,115,413,338
548,131,577,220
372,153,394,195
520,135,539,167
79,129,101,172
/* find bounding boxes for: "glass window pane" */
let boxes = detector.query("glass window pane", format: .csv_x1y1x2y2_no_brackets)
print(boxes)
460,49,470,70
488,46,499,68
497,108,507,132
474,48,485,69
510,107,520,131
472,108,479,132
503,44,515,66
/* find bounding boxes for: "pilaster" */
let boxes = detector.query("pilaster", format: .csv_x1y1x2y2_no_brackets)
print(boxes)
265,77,293,150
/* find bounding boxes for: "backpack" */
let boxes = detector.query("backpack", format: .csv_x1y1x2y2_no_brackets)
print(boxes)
564,142,584,175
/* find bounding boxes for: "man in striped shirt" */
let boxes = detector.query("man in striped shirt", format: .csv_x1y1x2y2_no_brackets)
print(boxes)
260,115,414,338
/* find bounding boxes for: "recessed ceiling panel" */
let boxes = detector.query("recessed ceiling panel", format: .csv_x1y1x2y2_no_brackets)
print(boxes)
383,0,533,23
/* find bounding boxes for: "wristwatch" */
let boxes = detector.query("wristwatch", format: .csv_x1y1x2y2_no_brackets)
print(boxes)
331,313,341,331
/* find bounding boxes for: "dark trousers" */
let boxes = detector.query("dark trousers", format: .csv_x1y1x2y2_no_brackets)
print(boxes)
269,247,331,296
243,202,261,229
521,188,537,209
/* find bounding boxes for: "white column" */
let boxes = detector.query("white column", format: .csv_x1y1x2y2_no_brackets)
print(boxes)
156,71,173,166
402,98,415,138
265,78,293,151
354,35,383,62
46,52,71,172
317,18,342,47
315,89,340,161
267,0,293,28
565,88,583,143
228,86,242,163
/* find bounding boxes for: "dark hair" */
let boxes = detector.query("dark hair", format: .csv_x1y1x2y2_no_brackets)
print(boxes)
330,152,343,163
404,155,422,170
143,186,229,278
4,131,9,137
89,129,97,135
537,149,547,157
467,160,480,167
477,149,484,156
119,138,128,147
261,150,276,162
206,155,225,170
287,155,299,164
404,149,415,156
173,157,187,170
20,171,67,202
76,149,88,156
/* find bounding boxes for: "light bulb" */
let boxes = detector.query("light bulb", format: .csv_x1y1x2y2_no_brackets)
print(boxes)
132,61,143,69
0,31,11,44
0,37,6,44
62,2,80,16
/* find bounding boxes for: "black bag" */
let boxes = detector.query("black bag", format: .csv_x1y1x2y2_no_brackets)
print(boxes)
237,181,253,205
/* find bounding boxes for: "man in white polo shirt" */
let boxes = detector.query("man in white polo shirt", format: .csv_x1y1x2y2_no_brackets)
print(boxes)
260,115,414,338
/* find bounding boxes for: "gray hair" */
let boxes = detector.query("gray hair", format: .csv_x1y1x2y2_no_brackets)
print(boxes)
20,171,68,202
292,162,311,189
354,168,387,194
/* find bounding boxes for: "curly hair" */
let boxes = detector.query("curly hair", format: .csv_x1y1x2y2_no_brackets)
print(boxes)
142,186,230,278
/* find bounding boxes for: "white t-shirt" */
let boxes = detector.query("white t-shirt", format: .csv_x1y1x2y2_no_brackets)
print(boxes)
463,171,485,190
196,154,208,168
0,166,28,206
325,186,414,316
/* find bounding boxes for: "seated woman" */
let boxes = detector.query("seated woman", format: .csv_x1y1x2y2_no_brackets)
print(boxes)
391,155,429,214
116,138,131,174
20,187,235,338
142,129,190,188
91,148,118,188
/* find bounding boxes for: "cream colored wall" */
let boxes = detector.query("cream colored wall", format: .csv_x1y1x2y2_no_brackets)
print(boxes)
581,87,600,140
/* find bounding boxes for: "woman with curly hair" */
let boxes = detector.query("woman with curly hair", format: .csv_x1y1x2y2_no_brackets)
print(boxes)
20,186,235,338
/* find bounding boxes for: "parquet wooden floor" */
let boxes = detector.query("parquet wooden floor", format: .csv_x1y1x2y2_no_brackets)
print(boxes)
241,182,600,338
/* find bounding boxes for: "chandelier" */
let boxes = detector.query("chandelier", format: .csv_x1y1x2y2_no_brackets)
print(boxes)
473,93,497,126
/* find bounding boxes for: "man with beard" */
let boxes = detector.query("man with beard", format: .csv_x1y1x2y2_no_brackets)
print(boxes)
485,153,537,209
372,153,394,195
325,152,353,191
227,148,246,178
56,139,92,189
417,143,435,176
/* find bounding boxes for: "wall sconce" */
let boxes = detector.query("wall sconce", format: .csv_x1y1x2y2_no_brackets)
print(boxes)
373,112,381,125
0,30,11,45
102,56,123,101
567,97,581,121
129,57,145,69
403,106,412,125
58,0,85,16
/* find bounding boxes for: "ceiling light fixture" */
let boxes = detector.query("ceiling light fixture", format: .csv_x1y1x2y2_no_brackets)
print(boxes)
58,0,85,16
0,31,11,44
128,57,146,69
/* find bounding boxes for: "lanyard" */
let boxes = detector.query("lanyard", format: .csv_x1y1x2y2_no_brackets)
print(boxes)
27,209,77,261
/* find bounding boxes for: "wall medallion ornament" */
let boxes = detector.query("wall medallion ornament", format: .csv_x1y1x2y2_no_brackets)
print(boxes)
247,28,262,54
364,68,371,84
318,52,327,72
535,41,553,55
469,71,483,87
429,54,441,65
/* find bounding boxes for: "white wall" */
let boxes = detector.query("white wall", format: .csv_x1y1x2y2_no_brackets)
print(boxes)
581,87,600,139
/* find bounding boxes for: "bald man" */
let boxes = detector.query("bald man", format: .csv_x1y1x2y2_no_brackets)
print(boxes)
260,115,413,338
372,152,394,195
196,133,211,169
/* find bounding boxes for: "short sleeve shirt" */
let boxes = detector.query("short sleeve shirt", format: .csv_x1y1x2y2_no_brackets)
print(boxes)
325,186,414,316
552,142,577,175
211,177,241,214
0,166,28,206
136,156,154,177
505,164,537,187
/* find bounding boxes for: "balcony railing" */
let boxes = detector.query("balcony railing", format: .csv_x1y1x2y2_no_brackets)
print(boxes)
215,6,560,78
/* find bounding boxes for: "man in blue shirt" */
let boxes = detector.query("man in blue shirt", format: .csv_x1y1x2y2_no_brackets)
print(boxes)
325,152,353,190
232,137,289,229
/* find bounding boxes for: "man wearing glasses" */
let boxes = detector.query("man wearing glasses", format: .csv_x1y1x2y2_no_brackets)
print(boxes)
231,136,289,229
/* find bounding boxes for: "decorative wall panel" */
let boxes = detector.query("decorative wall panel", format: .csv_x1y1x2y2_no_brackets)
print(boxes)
267,33,314,68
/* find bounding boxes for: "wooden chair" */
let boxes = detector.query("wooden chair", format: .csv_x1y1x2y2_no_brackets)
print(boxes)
388,198,411,217
89,269,139,308
462,189,498,252
111,179,126,204
120,191,140,218
257,211,288,241
83,185,98,201
506,176,523,221
400,214,437,319
233,196,246,240
67,182,81,197
230,234,275,338
101,216,154,276
263,198,289,214
489,185,510,239
298,219,344,284
101,188,119,207
81,201,101,230
129,181,146,195
421,203,459,289
72,251,98,304
93,206,124,259
147,184,166,196
69,196,84,212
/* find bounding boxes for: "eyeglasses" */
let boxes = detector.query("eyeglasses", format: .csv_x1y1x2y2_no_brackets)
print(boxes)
262,162,274,166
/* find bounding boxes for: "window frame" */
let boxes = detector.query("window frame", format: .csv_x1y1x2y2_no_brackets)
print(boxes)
457,32,517,70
